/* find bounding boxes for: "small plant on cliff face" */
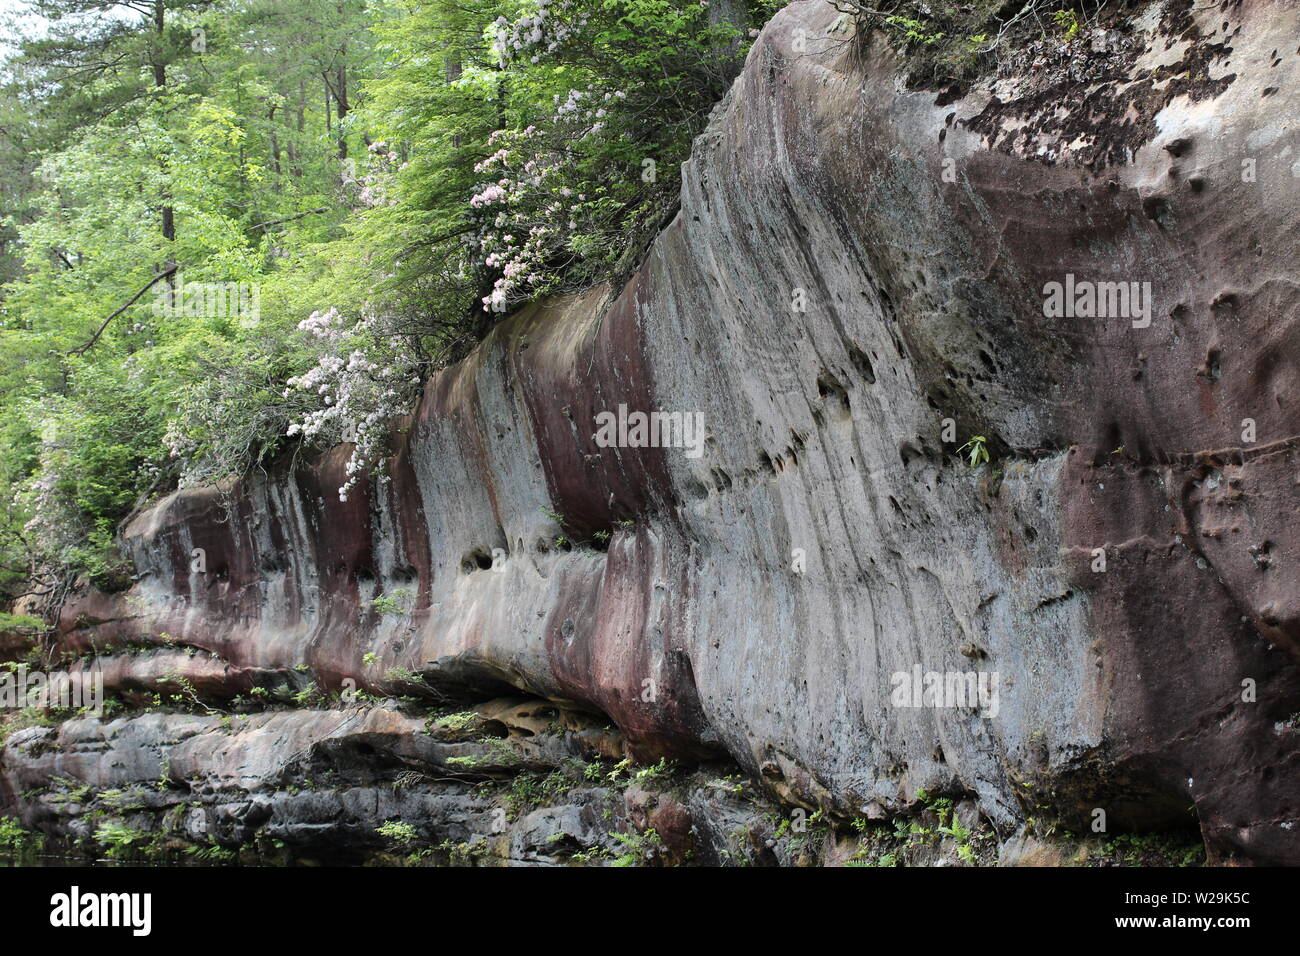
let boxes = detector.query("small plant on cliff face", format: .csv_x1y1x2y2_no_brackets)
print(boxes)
609,827,664,867
46,777,92,808
383,666,421,685
185,840,237,863
371,587,414,616
377,821,419,845
436,838,488,866
632,758,675,783
503,770,573,819
95,820,147,858
292,683,323,707
1052,9,1080,41
447,755,487,770
429,710,482,740
0,613,44,635
163,672,220,715
885,15,944,45
99,786,147,812
957,435,990,468
0,816,43,856
570,845,612,864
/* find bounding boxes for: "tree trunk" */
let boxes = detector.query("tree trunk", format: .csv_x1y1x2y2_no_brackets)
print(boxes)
291,78,305,177
268,104,281,180
153,0,175,314
334,66,348,159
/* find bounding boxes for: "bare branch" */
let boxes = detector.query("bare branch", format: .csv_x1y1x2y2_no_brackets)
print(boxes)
250,206,329,232
67,264,177,356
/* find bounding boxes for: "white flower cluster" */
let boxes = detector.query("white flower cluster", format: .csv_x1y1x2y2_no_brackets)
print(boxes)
490,0,589,64
18,450,80,562
346,140,403,209
282,307,423,501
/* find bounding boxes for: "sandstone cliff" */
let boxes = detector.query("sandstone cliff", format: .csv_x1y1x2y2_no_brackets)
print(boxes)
3,0,1296,866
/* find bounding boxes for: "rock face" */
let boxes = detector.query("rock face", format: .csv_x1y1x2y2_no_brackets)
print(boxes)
4,0,1297,864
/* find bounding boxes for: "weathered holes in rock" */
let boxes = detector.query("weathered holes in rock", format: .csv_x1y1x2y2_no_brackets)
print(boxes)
1202,349,1223,383
1248,541,1272,571
848,344,876,384
684,476,710,500
887,330,904,359
391,564,418,584
1164,137,1192,158
1142,195,1176,230
1261,86,1278,97
1037,589,1074,609
899,441,923,470
305,737,415,784
1023,525,1038,543
1211,291,1238,315
816,370,851,421
759,450,779,475
580,526,610,552
461,549,495,574
1094,423,1124,467
447,717,507,744
541,833,584,856
711,467,733,492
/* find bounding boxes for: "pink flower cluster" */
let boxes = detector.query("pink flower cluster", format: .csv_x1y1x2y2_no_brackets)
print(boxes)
282,307,423,501
468,84,630,313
